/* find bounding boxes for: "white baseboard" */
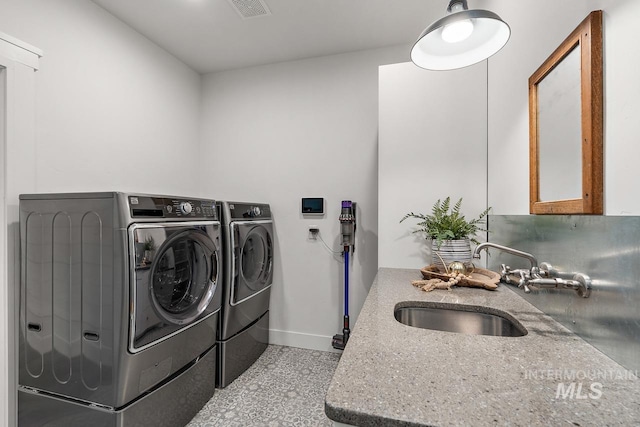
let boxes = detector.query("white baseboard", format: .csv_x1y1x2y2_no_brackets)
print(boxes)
269,329,342,353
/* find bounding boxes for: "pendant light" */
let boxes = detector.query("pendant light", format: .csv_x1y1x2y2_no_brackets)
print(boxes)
411,0,510,71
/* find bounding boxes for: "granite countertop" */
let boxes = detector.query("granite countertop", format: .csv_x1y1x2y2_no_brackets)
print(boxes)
325,268,640,426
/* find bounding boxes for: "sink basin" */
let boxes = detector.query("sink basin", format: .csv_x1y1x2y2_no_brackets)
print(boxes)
394,303,527,337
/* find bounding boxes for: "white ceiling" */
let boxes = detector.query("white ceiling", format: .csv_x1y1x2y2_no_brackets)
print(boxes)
89,0,447,74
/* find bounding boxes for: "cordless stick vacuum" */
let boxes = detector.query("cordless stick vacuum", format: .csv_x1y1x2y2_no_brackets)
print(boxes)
333,201,356,350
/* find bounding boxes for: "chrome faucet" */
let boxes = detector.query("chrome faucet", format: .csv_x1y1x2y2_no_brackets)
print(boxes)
473,242,591,298
473,242,539,274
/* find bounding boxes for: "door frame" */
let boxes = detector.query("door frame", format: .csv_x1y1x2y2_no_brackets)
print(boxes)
0,33,42,427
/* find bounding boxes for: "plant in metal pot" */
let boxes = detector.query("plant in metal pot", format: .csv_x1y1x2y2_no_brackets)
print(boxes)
400,197,491,270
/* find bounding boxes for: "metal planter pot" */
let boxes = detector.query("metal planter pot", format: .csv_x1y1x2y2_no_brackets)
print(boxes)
431,239,472,270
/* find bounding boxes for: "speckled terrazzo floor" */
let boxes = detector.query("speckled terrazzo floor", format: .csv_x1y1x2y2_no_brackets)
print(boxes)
187,345,341,427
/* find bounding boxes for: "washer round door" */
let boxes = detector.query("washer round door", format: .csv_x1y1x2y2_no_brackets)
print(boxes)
130,222,221,351
231,221,273,304
151,229,218,324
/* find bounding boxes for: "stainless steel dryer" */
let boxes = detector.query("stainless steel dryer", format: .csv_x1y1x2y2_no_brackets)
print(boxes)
18,192,222,426
217,201,273,388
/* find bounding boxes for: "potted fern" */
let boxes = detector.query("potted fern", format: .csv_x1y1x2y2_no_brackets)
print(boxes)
400,197,490,270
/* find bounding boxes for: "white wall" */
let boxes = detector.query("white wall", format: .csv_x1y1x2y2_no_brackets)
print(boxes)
0,1,202,425
198,45,408,350
378,62,488,268
600,0,640,214
485,0,640,215
0,0,202,197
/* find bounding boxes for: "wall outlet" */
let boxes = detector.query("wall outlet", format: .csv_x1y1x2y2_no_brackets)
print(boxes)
308,225,319,237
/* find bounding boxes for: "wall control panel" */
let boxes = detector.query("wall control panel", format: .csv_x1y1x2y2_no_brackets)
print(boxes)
302,198,324,214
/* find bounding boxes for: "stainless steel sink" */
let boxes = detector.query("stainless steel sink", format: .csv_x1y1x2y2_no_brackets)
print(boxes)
394,303,527,337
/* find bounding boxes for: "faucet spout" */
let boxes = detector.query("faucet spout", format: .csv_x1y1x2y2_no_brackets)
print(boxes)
472,242,539,271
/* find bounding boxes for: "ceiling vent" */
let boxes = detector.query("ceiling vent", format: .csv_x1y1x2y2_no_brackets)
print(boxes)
227,0,272,19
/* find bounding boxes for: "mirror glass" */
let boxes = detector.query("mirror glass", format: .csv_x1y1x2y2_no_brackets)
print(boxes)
529,10,603,215
537,46,582,201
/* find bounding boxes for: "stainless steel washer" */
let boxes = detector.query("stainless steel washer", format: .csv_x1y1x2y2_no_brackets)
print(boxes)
18,192,222,426
217,201,273,388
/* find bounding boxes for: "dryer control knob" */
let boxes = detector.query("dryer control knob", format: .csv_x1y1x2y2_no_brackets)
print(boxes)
180,202,193,215
251,206,261,217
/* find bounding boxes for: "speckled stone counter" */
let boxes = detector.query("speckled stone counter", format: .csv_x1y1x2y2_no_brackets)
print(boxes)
325,268,640,426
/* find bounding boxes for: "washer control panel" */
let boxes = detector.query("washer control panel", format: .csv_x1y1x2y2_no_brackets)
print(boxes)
228,202,271,220
129,195,217,219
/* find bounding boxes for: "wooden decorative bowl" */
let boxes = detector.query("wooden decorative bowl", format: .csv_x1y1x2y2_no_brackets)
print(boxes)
420,264,501,290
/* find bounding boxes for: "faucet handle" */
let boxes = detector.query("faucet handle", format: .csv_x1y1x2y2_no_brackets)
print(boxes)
499,264,511,282
516,270,529,290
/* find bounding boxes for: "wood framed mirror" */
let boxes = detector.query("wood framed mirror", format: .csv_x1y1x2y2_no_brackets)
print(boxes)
529,10,603,214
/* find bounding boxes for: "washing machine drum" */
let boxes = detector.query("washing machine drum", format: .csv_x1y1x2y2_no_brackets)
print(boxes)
130,223,221,351
152,233,217,322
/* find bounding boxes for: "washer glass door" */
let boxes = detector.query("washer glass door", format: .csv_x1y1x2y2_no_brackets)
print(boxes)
232,222,273,304
130,223,220,351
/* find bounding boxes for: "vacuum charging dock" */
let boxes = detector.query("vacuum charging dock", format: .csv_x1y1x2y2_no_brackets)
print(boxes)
332,316,350,350
332,335,346,350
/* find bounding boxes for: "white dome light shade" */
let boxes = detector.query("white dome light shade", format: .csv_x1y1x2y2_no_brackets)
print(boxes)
411,8,510,71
